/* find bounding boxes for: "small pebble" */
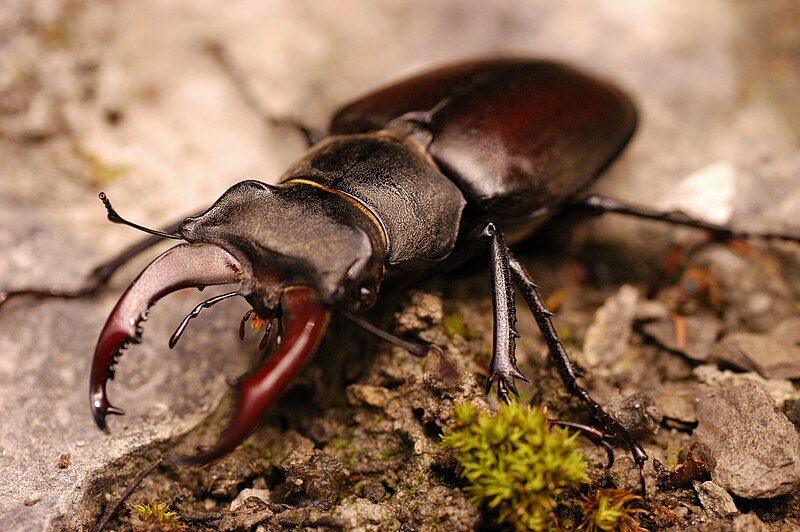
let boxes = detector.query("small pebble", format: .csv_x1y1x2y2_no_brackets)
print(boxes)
24,492,42,507
57,452,71,469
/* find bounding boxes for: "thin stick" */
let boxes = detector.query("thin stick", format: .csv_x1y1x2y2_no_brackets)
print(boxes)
94,457,164,532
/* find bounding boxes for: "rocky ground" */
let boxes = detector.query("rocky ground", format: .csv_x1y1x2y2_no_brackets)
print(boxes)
1,1,800,530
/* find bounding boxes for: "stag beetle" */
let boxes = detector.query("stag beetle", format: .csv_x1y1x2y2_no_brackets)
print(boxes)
3,59,798,482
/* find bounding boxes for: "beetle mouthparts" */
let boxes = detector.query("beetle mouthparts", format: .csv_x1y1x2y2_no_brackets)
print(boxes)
168,286,329,466
90,243,243,431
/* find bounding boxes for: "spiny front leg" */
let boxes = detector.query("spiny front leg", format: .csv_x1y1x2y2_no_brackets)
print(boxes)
483,223,529,403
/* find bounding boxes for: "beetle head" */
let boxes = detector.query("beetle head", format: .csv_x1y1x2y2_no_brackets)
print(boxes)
179,180,384,315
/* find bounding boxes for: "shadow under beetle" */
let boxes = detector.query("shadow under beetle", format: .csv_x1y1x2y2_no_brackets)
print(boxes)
3,59,798,487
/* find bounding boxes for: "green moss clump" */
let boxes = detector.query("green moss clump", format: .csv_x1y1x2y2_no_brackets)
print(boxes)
578,489,647,532
441,401,588,531
130,499,186,531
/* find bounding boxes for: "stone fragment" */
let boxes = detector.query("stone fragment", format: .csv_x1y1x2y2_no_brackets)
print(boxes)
650,382,697,425
693,365,800,407
280,449,349,511
608,456,658,499
57,453,71,469
361,480,387,503
606,391,662,438
394,291,444,335
640,312,721,362
699,244,797,333
728,512,770,531
582,284,638,371
23,492,42,507
634,298,671,321
693,380,800,498
710,318,800,380
346,384,394,409
230,488,271,512
332,498,398,530
220,497,273,532
693,480,739,518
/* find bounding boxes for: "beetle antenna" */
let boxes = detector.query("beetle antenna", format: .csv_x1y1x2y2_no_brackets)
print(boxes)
169,291,241,348
99,192,183,239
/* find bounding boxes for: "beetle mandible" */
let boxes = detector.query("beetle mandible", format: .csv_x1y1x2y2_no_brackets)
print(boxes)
4,59,798,480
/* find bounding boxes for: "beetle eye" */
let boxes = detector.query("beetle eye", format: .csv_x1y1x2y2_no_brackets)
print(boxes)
358,285,377,310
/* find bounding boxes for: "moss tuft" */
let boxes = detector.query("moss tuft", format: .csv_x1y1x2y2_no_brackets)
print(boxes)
130,499,186,531
578,488,647,531
441,401,588,531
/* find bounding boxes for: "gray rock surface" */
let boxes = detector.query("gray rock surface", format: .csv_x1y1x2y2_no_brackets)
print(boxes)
693,365,800,407
651,382,698,425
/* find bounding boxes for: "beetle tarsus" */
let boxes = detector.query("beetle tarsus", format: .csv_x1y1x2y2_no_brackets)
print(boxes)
238,309,254,341
487,377,512,404
257,320,274,351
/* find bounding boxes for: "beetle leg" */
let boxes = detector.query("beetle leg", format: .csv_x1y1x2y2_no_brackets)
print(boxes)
507,253,648,493
0,220,185,309
205,41,324,147
577,195,800,243
238,309,254,340
169,286,329,465
549,420,616,468
342,310,438,358
91,243,243,431
483,223,529,403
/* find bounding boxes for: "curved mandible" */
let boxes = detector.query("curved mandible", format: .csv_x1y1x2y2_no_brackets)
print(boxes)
169,286,329,466
90,243,243,431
